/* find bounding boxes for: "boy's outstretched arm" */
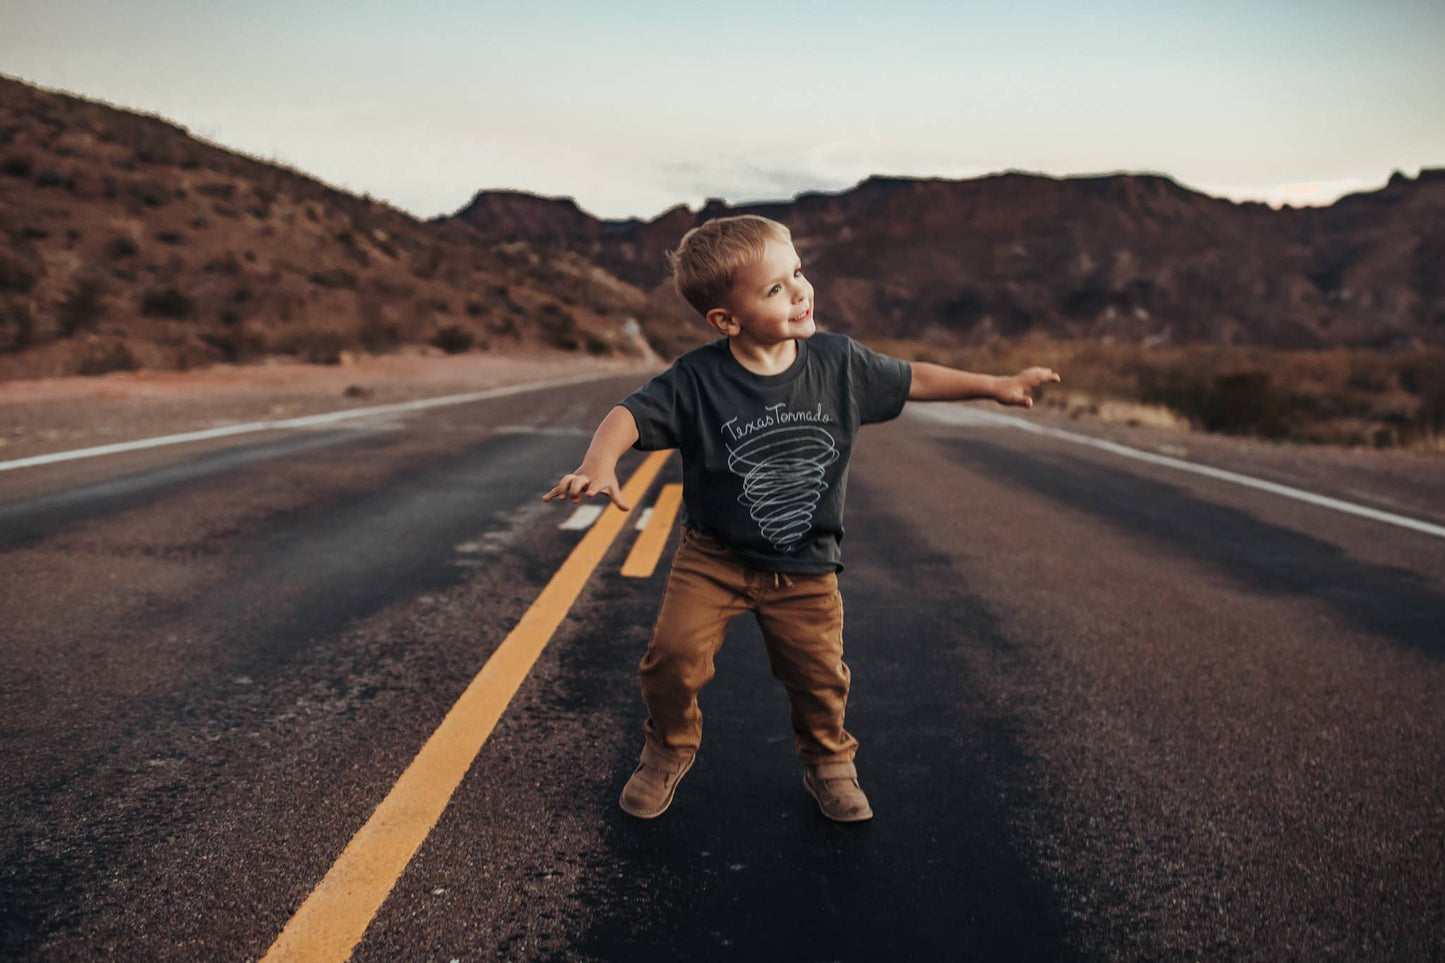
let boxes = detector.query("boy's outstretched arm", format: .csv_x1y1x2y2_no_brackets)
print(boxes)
542,405,641,511
907,362,1061,408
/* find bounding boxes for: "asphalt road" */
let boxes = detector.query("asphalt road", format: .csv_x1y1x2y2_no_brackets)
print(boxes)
2,374,1443,962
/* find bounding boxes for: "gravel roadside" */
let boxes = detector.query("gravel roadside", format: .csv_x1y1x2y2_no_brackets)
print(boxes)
0,348,658,464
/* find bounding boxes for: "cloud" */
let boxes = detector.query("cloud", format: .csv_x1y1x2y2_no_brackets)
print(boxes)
650,156,859,208
1189,175,1387,209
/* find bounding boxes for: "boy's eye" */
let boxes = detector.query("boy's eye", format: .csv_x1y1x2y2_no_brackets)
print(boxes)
768,268,803,296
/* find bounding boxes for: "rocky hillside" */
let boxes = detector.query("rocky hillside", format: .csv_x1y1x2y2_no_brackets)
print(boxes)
3,69,1440,391
0,74,662,381
447,168,1445,355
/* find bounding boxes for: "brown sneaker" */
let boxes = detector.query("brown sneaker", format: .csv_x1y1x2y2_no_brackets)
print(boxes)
804,760,874,822
619,745,695,819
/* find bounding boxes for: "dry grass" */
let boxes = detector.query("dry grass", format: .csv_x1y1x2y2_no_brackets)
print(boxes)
870,335,1445,453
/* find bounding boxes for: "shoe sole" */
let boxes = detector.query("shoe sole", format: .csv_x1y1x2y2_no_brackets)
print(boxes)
619,753,695,819
804,772,874,823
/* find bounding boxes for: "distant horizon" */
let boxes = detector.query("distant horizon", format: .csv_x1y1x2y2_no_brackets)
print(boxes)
3,1,1440,224
455,165,1436,225
7,68,1432,227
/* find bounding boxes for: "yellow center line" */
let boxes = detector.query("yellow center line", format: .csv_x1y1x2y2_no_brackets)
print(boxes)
620,483,684,578
262,449,673,963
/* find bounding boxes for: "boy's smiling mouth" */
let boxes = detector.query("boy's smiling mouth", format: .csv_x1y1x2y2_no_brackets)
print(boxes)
791,305,812,322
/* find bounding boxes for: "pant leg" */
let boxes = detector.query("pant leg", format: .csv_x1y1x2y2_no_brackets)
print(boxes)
638,530,752,765
753,572,859,766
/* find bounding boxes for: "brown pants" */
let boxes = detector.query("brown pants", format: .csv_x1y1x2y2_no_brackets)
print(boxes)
638,528,859,768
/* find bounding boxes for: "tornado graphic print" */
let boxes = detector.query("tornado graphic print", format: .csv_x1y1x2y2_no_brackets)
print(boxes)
722,403,840,552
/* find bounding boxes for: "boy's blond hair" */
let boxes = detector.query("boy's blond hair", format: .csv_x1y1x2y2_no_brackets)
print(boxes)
666,214,792,319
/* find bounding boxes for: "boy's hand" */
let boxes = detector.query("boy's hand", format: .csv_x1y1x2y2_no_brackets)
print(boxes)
542,467,632,511
995,366,1062,408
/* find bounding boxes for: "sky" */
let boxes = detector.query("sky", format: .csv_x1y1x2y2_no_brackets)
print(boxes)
2,0,1442,222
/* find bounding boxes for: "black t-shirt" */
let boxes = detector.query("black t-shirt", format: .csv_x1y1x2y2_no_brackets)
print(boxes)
618,331,912,574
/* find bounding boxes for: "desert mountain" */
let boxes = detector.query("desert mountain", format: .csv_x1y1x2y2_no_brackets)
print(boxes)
0,74,661,381
447,168,1445,354
3,69,1440,389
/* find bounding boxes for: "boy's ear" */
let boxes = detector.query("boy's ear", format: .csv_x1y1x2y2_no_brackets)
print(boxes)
705,307,738,337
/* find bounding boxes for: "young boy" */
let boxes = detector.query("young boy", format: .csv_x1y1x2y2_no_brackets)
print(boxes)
543,214,1059,822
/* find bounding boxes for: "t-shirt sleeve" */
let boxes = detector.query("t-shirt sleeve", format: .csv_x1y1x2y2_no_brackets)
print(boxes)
618,363,691,451
847,337,913,425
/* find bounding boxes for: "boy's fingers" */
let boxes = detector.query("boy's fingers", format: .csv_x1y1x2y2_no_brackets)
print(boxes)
586,483,631,512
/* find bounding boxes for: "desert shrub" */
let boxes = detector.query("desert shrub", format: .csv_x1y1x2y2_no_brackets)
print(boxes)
412,244,445,280
0,252,38,292
282,328,346,364
584,333,611,356
2,155,33,177
1139,369,1307,438
336,231,371,267
59,278,105,336
204,253,242,275
0,300,35,352
22,226,48,240
1402,355,1445,436
464,300,487,318
489,315,519,337
431,324,475,354
201,327,266,362
109,236,139,258
76,340,138,376
308,268,357,289
359,305,401,353
190,217,209,230
141,287,195,319
196,182,235,199
133,134,177,166
156,230,185,245
128,181,168,207
537,302,579,349
35,169,64,188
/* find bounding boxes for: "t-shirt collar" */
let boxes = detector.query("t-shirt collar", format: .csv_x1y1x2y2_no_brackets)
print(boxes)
718,336,810,386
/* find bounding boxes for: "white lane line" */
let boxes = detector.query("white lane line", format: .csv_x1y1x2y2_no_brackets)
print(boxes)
909,404,1445,540
633,507,655,531
0,371,622,473
559,505,604,530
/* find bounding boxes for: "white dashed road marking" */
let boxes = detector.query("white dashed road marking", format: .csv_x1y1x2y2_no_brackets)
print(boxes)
633,507,654,531
559,505,604,530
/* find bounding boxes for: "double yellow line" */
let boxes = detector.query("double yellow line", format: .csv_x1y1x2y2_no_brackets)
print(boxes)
264,451,673,962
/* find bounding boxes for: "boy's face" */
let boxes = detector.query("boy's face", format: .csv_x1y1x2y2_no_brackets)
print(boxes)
707,235,815,349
